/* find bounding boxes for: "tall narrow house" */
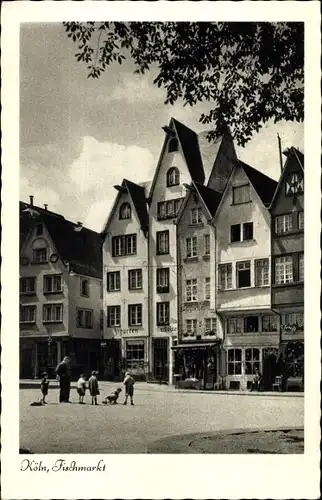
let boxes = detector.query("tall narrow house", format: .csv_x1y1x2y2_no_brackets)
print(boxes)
269,147,304,390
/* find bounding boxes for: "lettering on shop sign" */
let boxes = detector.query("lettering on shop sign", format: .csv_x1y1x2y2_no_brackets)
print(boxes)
158,326,177,333
114,328,139,335
170,318,177,324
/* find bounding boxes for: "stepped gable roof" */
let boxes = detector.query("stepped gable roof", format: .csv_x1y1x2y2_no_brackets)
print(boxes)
193,182,223,219
20,202,102,279
123,179,149,231
172,118,205,184
238,160,278,207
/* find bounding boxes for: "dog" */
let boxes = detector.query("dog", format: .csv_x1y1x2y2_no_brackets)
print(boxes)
103,388,122,405
29,400,45,406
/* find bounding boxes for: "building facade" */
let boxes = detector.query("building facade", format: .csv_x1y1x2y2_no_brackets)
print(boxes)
213,161,279,391
20,199,103,379
270,147,304,391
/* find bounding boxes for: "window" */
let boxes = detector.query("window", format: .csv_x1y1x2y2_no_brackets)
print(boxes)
156,268,169,293
275,256,293,284
80,278,89,297
299,253,304,281
205,318,217,334
227,349,242,375
167,167,180,186
44,274,62,293
100,310,104,330
168,137,178,153
77,308,93,329
112,234,137,257
204,277,211,300
20,277,36,294
262,315,278,332
227,317,243,334
157,199,181,220
20,305,36,323
186,279,198,302
298,211,304,230
218,264,232,290
244,316,259,333
243,222,253,240
107,306,121,327
255,259,269,287
119,202,131,220
186,237,197,258
128,269,143,290
128,304,142,326
231,224,241,242
157,302,170,326
36,224,43,236
232,184,251,205
204,234,210,256
191,208,203,224
156,230,169,255
43,304,63,323
245,348,260,375
33,248,47,263
186,319,197,335
275,214,293,234
281,312,304,332
286,173,303,195
126,340,145,369
107,271,120,292
236,261,251,288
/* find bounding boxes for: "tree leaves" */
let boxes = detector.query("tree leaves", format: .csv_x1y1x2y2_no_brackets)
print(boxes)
63,21,304,146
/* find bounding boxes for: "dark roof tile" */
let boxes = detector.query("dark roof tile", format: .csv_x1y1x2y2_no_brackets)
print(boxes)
124,179,149,231
172,118,205,184
238,161,278,206
193,182,222,218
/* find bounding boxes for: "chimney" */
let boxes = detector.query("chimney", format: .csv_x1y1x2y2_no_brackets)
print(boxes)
77,221,83,227
44,204,48,211
29,195,34,206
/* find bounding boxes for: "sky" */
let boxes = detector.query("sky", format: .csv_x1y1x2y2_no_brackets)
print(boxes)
20,22,304,233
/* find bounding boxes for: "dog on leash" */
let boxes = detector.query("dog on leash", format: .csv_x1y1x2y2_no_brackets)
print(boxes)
103,388,122,405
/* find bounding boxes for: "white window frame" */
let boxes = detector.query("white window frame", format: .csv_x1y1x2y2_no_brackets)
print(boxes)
275,256,293,284
255,259,269,287
119,202,131,220
20,277,36,294
107,271,120,292
186,237,197,258
43,304,63,323
20,305,36,324
33,248,47,263
112,234,137,256
204,277,211,300
245,348,260,375
129,304,142,326
107,306,121,327
186,279,198,302
204,234,210,256
129,269,142,290
236,260,251,289
167,167,179,186
126,340,145,369
77,308,93,329
262,315,278,332
44,274,62,293
157,302,170,326
204,318,217,334
218,264,233,290
126,234,137,255
186,319,197,335
227,317,244,334
157,231,169,255
191,208,203,224
227,349,242,375
281,312,304,331
232,184,251,205
156,268,169,291
80,278,90,297
275,214,293,234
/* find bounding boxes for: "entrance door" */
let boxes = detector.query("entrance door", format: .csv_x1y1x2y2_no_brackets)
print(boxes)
88,351,98,372
20,346,33,378
153,338,169,382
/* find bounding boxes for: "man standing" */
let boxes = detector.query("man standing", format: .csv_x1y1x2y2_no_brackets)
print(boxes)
56,356,71,403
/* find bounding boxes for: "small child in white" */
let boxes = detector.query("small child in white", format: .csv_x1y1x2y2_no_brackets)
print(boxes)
77,373,86,404
88,371,100,405
123,372,135,406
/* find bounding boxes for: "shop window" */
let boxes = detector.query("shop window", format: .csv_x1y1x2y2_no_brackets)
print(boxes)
244,316,259,333
245,348,260,375
227,349,242,375
236,260,251,288
119,202,131,220
126,340,145,370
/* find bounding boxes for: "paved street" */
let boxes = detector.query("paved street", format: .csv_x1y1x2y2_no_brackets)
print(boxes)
20,383,304,454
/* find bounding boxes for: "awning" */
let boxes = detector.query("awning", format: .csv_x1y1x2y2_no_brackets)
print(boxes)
171,342,219,350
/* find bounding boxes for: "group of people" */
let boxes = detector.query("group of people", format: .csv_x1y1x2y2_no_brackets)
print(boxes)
39,357,135,406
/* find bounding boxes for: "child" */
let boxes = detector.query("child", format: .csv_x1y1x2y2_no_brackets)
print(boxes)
40,372,49,404
88,371,100,405
77,373,86,404
123,372,135,405
103,387,122,405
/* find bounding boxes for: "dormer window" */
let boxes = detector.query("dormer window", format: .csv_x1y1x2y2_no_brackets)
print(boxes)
167,167,180,187
119,202,131,220
168,137,178,153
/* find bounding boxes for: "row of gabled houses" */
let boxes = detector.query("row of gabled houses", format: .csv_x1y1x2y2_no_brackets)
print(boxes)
20,118,304,391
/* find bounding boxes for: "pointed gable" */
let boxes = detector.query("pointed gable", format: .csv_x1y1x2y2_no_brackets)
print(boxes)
172,118,205,184
193,182,222,219
124,179,149,232
269,147,304,210
238,161,278,207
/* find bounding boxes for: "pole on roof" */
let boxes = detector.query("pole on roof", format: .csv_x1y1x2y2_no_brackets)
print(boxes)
277,133,283,173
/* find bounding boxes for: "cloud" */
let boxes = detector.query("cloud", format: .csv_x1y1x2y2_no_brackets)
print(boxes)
20,174,61,209
100,73,165,105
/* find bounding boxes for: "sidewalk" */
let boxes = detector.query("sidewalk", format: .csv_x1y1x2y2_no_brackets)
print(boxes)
19,379,304,397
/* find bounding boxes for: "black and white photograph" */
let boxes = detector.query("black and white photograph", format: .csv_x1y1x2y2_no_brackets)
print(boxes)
1,2,321,499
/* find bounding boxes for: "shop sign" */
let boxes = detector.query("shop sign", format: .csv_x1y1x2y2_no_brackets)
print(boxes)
158,326,177,333
114,328,139,335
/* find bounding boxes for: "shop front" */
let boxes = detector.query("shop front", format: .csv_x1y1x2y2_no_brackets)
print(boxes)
152,337,169,383
276,340,304,391
20,336,66,379
122,338,148,381
172,341,220,390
